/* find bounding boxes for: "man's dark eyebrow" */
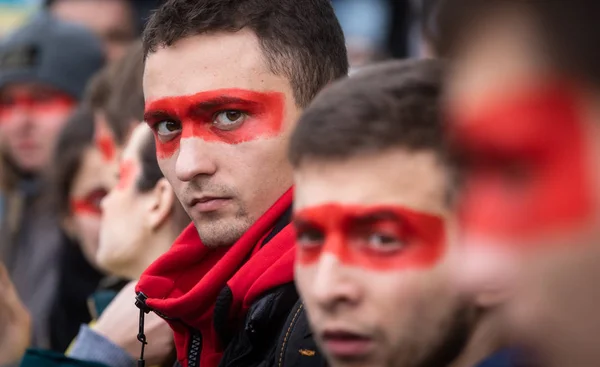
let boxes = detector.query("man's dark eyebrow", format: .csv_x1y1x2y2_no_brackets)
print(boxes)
353,211,400,225
143,110,174,122
190,96,260,114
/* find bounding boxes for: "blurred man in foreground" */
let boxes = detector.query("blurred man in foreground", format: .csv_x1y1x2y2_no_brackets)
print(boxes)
0,13,104,353
435,1,600,366
289,60,505,367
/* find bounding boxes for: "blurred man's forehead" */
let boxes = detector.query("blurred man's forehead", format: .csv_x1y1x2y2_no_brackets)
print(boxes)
294,149,449,216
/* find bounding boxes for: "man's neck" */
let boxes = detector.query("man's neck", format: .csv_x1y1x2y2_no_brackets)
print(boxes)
449,313,506,367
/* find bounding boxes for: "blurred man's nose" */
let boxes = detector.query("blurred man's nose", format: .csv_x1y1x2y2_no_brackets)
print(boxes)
2,105,34,127
175,138,218,182
453,239,516,307
311,254,361,312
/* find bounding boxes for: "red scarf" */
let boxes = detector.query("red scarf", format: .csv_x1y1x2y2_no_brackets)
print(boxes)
136,189,295,367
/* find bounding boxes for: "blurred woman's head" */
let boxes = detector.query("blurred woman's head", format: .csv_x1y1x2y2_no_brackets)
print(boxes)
54,104,113,267
97,124,189,279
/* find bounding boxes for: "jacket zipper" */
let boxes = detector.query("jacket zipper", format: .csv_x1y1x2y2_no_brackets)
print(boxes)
278,303,304,367
188,330,202,367
136,292,203,367
135,292,151,367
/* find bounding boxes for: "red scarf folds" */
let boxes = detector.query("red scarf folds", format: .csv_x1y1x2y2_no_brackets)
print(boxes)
136,188,295,367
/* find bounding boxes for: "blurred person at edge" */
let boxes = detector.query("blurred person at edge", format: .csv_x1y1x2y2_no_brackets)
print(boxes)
288,59,508,367
0,104,109,367
84,41,144,178
134,1,347,366
426,0,600,366
45,0,138,61
47,41,145,353
0,40,144,367
0,12,104,352
14,125,186,367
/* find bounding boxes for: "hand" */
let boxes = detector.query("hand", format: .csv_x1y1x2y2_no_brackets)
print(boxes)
94,281,174,365
0,262,31,365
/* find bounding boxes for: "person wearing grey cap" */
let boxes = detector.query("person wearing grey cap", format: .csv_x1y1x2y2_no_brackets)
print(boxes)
0,11,104,361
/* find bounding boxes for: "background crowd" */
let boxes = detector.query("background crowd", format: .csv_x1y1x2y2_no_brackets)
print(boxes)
1,1,598,367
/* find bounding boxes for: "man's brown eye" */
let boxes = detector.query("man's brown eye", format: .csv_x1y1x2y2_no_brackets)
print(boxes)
155,120,182,140
296,227,325,248
214,110,246,130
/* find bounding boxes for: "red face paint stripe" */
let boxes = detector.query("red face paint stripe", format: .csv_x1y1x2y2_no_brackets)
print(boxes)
294,203,446,272
70,198,102,217
0,95,75,121
448,80,594,248
95,126,117,162
116,160,136,191
144,89,286,159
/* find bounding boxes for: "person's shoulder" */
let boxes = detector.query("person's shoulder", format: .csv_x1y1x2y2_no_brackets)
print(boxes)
219,284,326,367
276,299,327,367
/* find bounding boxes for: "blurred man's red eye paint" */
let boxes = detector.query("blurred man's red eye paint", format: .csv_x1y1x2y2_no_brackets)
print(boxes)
94,122,117,162
70,189,107,217
116,160,136,190
0,94,74,121
294,203,446,271
449,81,594,249
144,89,285,159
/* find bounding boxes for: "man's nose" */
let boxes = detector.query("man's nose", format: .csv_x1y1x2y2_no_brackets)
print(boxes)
175,137,218,182
311,253,362,312
453,239,516,307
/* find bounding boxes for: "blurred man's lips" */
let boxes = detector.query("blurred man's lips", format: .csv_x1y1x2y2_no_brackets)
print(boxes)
321,329,374,359
16,140,38,150
190,197,231,212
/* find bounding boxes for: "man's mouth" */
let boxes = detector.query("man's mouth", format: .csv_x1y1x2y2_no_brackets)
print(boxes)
190,196,231,213
321,329,374,360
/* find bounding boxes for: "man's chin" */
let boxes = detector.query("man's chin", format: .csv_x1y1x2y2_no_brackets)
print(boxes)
194,215,252,248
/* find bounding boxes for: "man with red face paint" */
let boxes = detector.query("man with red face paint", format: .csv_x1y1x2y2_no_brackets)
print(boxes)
431,0,600,366
288,59,507,367
0,13,104,355
134,1,348,366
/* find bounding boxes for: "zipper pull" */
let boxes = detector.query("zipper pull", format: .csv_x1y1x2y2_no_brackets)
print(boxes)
135,292,151,367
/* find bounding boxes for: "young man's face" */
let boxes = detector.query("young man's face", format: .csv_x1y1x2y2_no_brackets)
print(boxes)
447,8,600,366
0,83,76,173
294,149,473,367
143,29,300,247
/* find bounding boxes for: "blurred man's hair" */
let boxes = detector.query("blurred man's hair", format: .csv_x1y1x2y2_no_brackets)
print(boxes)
104,41,144,137
84,41,143,144
289,59,455,204
428,0,600,86
52,104,96,219
142,0,349,107
290,59,446,164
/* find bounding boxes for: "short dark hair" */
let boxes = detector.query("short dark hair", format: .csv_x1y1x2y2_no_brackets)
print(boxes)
142,0,349,107
52,104,95,218
136,129,190,232
430,0,600,87
289,59,447,167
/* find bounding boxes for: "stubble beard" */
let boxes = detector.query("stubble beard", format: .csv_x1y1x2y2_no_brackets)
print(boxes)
193,203,255,248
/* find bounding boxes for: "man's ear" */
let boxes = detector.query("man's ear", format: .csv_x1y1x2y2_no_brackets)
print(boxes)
145,178,175,231
94,112,118,162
